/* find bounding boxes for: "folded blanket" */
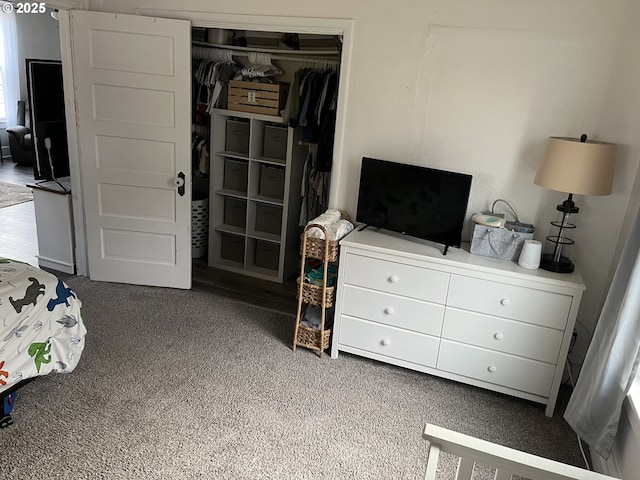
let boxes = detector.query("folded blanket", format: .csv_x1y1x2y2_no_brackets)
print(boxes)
305,209,354,241
306,219,354,241
307,209,342,227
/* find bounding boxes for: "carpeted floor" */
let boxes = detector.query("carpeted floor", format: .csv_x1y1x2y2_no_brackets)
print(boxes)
3,277,588,479
0,181,33,208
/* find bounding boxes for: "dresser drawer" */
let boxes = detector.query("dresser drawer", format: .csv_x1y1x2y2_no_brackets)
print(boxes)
447,275,572,330
338,316,440,367
442,308,563,364
437,340,555,397
342,285,444,336
343,253,449,304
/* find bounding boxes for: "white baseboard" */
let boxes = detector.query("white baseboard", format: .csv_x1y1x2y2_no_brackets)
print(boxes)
37,255,75,275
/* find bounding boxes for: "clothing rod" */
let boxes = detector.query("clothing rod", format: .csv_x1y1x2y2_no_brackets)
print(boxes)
192,40,340,59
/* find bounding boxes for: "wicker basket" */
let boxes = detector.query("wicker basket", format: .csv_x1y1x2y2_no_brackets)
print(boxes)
295,324,331,352
301,236,341,262
296,277,335,307
299,210,352,262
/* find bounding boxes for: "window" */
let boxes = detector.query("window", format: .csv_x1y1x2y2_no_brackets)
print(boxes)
0,69,6,121
0,7,16,125
0,29,5,121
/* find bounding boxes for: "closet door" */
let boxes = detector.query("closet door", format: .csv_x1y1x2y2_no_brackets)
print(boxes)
68,11,192,288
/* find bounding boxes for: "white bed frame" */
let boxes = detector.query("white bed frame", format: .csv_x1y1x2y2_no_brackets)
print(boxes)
423,424,619,480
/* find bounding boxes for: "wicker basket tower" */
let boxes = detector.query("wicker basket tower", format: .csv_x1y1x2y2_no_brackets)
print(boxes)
293,213,349,357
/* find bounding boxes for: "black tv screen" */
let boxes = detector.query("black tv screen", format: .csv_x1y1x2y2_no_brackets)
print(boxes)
27,59,70,181
356,157,473,249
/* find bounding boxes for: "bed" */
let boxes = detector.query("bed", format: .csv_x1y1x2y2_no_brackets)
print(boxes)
0,258,85,427
423,423,619,480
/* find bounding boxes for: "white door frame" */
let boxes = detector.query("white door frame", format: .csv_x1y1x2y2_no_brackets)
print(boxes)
59,11,86,274
63,9,354,278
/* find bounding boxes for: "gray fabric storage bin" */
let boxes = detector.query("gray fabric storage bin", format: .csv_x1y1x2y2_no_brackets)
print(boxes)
223,158,248,192
221,233,245,263
223,197,247,228
259,165,285,200
470,224,533,261
263,125,288,160
254,240,280,271
254,203,282,235
225,119,249,155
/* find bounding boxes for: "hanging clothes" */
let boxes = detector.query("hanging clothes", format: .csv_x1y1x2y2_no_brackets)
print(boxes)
286,64,339,223
192,47,241,116
316,109,336,172
191,133,209,176
299,150,331,226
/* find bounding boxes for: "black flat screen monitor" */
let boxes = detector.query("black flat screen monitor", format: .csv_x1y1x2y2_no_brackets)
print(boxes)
27,59,70,181
356,157,473,249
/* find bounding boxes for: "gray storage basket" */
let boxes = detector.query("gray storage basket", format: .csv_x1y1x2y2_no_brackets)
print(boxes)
470,224,533,262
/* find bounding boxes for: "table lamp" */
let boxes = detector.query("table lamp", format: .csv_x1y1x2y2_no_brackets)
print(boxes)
533,134,617,273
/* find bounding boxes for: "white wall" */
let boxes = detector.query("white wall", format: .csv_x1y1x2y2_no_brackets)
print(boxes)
15,8,61,105
1,8,60,159
83,0,637,367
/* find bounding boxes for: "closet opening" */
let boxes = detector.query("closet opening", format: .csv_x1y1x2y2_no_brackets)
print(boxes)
190,26,343,310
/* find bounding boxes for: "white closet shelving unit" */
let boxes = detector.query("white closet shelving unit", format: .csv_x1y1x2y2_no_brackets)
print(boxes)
198,33,341,283
207,108,307,282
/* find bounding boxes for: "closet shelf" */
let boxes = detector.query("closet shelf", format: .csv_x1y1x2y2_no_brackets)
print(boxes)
192,40,340,57
211,108,284,124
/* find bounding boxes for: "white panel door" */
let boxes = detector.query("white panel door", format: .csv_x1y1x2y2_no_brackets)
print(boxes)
69,10,191,288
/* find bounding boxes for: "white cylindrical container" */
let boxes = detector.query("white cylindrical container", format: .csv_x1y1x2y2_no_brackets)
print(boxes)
191,197,209,259
518,239,542,269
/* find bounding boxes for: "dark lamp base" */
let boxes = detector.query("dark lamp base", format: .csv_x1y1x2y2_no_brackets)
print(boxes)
540,253,575,273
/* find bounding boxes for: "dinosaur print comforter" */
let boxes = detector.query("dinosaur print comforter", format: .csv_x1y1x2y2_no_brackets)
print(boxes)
0,259,85,395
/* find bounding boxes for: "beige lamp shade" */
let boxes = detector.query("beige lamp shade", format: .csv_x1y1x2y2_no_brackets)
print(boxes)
534,136,617,196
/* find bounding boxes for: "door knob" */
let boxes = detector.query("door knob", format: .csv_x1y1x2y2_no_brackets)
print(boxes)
175,172,185,196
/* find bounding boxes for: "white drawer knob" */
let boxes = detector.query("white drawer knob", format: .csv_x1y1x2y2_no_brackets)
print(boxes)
381,339,391,346
487,365,497,373
500,298,510,306
388,275,399,283
493,332,504,341
384,307,394,315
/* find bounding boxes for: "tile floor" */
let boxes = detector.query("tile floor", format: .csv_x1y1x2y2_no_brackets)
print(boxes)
0,161,39,266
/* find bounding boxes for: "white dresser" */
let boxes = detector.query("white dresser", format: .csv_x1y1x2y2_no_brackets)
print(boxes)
331,228,585,417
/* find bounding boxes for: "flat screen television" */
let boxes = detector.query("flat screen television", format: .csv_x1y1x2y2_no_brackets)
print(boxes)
26,59,70,181
356,157,473,253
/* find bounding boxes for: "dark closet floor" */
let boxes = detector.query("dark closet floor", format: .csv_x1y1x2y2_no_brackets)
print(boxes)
0,160,298,316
